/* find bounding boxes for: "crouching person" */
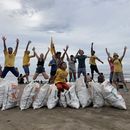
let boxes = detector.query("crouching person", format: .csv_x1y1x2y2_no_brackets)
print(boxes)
54,62,70,97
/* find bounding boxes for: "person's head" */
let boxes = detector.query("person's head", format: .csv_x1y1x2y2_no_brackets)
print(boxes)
40,53,44,59
60,61,67,70
78,49,84,55
70,55,74,60
26,50,30,55
98,73,105,83
56,51,61,59
91,50,95,56
113,53,119,59
20,74,23,77
8,47,13,54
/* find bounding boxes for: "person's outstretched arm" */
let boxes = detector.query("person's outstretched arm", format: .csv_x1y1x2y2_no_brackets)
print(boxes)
64,50,69,61
2,36,7,52
14,38,19,54
33,48,39,59
91,42,94,55
96,57,104,64
25,40,31,52
61,45,69,61
120,46,127,61
44,47,50,61
29,47,35,58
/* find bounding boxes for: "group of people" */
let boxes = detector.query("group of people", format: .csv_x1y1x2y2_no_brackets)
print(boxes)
0,36,129,95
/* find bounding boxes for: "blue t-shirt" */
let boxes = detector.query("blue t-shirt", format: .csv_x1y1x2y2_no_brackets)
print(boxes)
49,59,57,71
76,55,87,68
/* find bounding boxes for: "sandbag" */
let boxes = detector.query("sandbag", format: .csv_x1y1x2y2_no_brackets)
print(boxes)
0,79,6,107
47,84,59,109
2,82,19,110
89,81,105,108
20,82,40,110
75,76,92,108
59,91,67,108
65,84,80,109
33,83,50,109
102,81,127,110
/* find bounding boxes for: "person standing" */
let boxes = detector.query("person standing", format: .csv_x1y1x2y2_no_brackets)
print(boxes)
23,41,35,83
105,48,114,84
89,43,103,80
1,36,19,78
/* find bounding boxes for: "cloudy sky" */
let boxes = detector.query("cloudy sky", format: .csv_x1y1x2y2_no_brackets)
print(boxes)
0,0,130,76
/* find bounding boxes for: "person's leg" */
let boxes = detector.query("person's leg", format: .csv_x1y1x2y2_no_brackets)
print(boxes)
112,72,119,90
78,68,81,78
82,68,88,86
94,65,100,75
42,72,49,79
1,67,9,78
109,72,113,84
33,73,39,80
23,66,29,83
10,67,19,77
69,71,72,82
73,71,76,81
119,72,128,91
90,65,94,80
55,82,64,97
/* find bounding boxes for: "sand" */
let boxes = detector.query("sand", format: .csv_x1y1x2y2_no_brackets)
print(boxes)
0,83,130,130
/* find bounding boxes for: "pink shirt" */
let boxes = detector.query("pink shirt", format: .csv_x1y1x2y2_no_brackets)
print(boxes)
108,59,114,72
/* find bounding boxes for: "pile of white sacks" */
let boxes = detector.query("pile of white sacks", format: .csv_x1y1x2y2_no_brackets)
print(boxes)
0,76,127,111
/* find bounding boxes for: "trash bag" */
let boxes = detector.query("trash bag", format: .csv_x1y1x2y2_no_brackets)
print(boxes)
20,82,40,110
47,84,59,109
102,81,127,110
33,83,50,109
75,76,92,108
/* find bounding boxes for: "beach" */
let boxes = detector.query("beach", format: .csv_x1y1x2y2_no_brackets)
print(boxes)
0,83,130,130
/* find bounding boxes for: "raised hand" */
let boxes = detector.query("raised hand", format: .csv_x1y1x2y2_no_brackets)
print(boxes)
28,40,31,44
16,38,19,43
2,36,6,41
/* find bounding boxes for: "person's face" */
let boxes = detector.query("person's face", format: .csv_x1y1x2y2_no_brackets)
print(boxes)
61,62,67,70
40,53,44,58
8,48,13,54
79,50,84,55
27,51,30,55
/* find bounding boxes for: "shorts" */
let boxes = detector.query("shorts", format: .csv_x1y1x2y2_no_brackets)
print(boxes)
23,65,29,74
55,82,69,91
36,66,45,74
50,70,56,76
78,68,86,77
113,72,125,82
69,67,76,73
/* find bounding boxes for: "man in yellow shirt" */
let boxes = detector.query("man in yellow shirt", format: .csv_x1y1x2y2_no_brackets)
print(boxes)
23,41,35,83
89,43,103,80
1,36,19,78
112,46,128,91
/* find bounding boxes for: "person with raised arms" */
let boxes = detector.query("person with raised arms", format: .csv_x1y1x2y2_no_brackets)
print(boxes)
1,36,19,78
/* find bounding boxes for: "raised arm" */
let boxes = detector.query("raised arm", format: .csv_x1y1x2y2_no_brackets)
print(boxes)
44,47,50,61
105,48,111,58
61,45,69,61
120,46,127,61
29,47,35,58
14,38,19,54
25,40,31,51
91,42,94,55
64,50,69,61
33,48,39,59
96,57,104,64
2,36,7,51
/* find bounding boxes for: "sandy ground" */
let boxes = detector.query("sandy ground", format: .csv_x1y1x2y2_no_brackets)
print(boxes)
0,83,130,130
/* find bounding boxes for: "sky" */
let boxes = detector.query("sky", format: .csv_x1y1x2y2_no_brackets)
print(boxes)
0,0,130,76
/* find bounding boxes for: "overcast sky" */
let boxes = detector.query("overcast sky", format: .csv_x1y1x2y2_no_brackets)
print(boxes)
0,0,130,76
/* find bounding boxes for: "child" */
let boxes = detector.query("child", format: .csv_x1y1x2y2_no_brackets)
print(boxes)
54,62,69,96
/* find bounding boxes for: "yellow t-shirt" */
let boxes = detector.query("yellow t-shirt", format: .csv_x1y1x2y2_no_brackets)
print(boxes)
23,52,30,66
113,59,122,72
55,68,68,84
89,55,96,65
4,50,16,67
